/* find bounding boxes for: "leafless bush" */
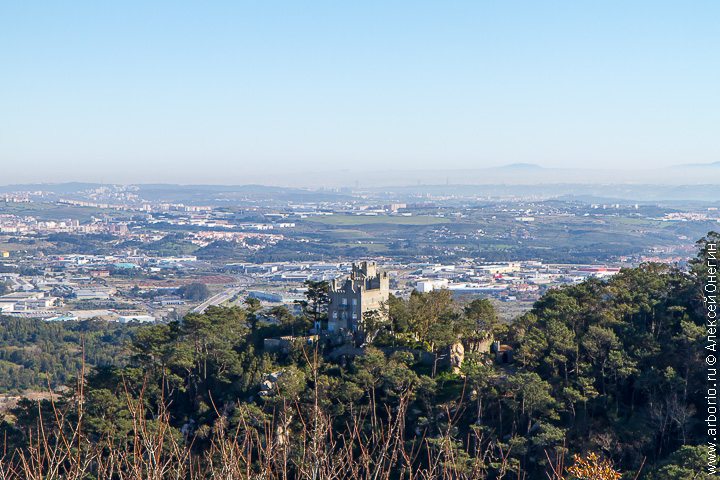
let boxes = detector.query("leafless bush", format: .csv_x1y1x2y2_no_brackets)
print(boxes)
0,352,538,480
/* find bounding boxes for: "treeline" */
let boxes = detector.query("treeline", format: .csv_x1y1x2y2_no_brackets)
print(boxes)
0,318,137,393
43,233,119,255
128,281,211,301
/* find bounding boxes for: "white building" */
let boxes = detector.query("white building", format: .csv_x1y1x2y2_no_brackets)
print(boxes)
415,278,449,293
118,314,155,323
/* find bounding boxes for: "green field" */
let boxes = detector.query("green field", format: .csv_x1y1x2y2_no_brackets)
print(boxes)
0,202,124,221
321,229,369,239
305,215,450,226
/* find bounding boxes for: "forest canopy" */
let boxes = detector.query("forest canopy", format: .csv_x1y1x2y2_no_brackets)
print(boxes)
0,232,717,479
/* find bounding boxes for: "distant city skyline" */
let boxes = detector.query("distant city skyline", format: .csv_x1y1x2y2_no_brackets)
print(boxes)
1,1,718,185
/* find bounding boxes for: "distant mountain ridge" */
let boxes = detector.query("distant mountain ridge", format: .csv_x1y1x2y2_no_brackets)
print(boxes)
674,161,720,168
492,163,545,170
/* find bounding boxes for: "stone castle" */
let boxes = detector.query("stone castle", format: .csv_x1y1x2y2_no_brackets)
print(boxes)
327,261,389,332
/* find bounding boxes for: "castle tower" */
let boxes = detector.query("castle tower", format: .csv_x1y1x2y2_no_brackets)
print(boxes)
327,262,389,332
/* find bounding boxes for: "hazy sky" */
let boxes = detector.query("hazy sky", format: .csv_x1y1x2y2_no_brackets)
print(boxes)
1,1,718,185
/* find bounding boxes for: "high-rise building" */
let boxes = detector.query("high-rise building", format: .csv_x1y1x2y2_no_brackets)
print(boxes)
327,261,389,332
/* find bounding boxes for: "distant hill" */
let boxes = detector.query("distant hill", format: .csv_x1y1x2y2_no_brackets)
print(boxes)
493,163,544,170
674,161,720,168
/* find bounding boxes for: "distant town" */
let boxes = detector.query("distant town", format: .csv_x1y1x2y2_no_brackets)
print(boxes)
0,182,717,324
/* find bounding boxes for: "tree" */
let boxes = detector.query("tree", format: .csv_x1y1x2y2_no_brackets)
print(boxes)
244,297,262,333
406,289,455,347
689,231,720,280
266,365,306,404
647,445,715,479
268,305,297,333
508,372,557,435
566,452,621,480
464,298,501,335
296,280,329,330
178,282,211,301
360,308,386,346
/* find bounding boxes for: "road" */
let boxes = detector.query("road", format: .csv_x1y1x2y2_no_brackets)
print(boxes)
191,286,243,314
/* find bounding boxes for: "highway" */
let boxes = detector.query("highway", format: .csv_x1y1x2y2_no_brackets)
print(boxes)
191,286,243,314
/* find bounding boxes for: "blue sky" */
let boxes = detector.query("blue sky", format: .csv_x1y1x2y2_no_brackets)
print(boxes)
0,1,718,185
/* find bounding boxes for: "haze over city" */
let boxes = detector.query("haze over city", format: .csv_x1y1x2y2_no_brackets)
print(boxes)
2,1,718,186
